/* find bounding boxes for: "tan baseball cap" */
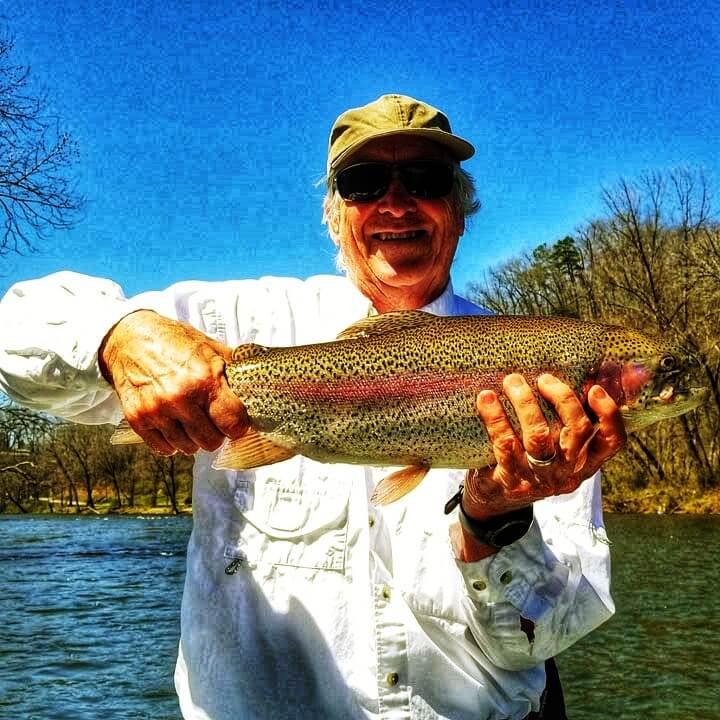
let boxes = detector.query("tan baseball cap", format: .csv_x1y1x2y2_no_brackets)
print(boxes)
327,94,475,174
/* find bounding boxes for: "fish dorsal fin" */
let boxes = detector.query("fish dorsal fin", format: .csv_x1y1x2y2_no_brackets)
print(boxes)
212,428,296,470
232,343,270,362
370,464,430,505
110,418,143,445
336,310,436,340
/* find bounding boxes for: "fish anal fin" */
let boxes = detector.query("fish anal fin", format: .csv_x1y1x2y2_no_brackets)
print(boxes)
370,464,430,506
232,343,270,362
337,310,435,340
110,418,143,445
212,428,296,470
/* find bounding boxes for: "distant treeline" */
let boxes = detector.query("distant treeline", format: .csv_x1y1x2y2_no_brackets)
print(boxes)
2,170,718,514
0,413,193,514
468,169,719,511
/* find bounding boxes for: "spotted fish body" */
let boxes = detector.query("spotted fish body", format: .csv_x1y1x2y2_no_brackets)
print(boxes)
110,310,708,504
215,311,707,482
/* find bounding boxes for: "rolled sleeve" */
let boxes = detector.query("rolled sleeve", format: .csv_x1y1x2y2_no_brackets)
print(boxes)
0,271,139,422
454,476,614,669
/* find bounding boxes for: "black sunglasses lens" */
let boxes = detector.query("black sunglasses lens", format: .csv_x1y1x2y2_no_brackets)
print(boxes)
334,160,455,202
400,161,454,198
335,163,391,201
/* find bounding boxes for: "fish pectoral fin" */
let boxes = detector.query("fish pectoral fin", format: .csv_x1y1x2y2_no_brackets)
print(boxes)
110,418,143,445
232,343,271,362
212,428,296,470
370,464,430,506
336,310,435,340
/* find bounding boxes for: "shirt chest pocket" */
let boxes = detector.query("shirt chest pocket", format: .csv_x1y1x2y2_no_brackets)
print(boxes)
234,473,351,573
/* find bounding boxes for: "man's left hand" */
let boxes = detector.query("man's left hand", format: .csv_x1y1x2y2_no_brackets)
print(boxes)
462,373,627,522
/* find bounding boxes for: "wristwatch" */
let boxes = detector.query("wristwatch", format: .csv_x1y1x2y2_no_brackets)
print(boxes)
445,485,534,548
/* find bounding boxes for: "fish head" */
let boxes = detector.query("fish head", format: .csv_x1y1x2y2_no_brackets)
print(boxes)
595,328,709,432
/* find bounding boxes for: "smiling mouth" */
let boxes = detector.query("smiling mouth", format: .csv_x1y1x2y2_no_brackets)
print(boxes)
372,230,426,241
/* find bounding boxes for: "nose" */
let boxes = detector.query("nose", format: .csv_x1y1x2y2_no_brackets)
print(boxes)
377,174,417,216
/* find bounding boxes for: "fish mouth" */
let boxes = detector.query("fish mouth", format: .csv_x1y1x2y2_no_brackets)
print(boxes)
621,384,709,432
649,384,709,417
658,384,709,406
371,229,428,242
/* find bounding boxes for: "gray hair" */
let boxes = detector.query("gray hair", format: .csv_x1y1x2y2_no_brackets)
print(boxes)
321,165,481,236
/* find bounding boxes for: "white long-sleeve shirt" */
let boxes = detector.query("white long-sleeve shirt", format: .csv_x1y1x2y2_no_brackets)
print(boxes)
0,271,614,720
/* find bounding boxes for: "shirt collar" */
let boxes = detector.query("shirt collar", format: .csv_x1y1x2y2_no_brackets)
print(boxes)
419,281,456,316
366,281,457,317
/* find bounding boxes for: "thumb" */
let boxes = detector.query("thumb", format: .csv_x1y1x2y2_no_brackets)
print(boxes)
207,339,235,363
208,353,249,440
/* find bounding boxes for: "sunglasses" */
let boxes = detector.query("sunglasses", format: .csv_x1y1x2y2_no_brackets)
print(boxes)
333,160,455,202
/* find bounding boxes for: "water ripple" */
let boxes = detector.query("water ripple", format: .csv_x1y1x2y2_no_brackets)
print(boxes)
1,513,718,719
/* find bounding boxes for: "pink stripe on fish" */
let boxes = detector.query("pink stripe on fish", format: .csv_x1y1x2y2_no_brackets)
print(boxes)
265,370,522,403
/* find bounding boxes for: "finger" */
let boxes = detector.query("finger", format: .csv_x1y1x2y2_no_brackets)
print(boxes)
462,466,500,507
476,389,519,456
207,356,250,440
175,404,229,452
207,338,236,363
168,353,247,447
475,390,526,491
120,404,178,455
501,374,554,462
579,385,627,477
153,418,199,456
139,427,178,457
536,374,595,462
464,464,539,517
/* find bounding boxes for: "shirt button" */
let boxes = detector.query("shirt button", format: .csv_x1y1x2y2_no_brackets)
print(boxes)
368,516,375,528
500,570,513,585
472,579,487,591
386,672,399,686
382,585,391,600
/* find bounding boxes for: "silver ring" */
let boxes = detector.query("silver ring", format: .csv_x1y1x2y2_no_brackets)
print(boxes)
526,450,557,469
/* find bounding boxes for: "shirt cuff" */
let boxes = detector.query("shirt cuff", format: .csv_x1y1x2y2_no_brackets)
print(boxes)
455,519,570,623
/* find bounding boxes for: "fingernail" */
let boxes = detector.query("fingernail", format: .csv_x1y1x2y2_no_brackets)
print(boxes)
504,374,524,388
478,390,496,405
539,373,560,385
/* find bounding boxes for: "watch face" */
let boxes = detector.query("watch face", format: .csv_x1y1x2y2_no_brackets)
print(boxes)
459,503,534,548
489,519,532,547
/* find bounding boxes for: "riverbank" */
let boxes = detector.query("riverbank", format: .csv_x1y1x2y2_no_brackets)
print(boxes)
602,486,720,514
0,498,192,516
4,487,720,515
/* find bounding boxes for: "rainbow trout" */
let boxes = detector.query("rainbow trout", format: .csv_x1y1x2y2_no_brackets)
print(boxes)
112,311,709,504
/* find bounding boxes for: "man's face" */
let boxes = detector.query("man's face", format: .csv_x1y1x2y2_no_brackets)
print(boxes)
330,136,464,311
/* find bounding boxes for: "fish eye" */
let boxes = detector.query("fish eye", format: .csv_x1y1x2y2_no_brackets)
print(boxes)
659,355,677,371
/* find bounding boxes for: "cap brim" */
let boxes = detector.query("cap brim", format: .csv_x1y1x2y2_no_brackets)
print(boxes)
330,128,475,171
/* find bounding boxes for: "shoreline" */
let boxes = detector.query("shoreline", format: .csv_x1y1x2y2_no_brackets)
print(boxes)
601,486,720,515
3,489,719,517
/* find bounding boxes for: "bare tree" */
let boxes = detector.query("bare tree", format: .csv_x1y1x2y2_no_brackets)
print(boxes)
0,460,34,512
0,401,53,451
0,31,82,256
0,400,54,510
468,169,719,500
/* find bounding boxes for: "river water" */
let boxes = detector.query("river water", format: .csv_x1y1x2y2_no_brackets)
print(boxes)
0,513,717,719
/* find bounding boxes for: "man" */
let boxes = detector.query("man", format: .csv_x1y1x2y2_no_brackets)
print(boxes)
0,94,625,719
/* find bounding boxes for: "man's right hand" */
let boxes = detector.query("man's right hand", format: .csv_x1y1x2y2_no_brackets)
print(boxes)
99,310,249,455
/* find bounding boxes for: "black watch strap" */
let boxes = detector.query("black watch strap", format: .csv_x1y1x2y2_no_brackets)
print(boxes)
446,485,533,548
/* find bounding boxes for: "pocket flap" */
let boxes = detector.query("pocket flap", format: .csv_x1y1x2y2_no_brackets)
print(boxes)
242,473,350,540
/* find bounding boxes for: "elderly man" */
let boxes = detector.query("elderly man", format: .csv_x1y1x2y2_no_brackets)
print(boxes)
0,94,625,719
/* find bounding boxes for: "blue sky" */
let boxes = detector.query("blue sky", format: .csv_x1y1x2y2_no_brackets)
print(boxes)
2,0,718,299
